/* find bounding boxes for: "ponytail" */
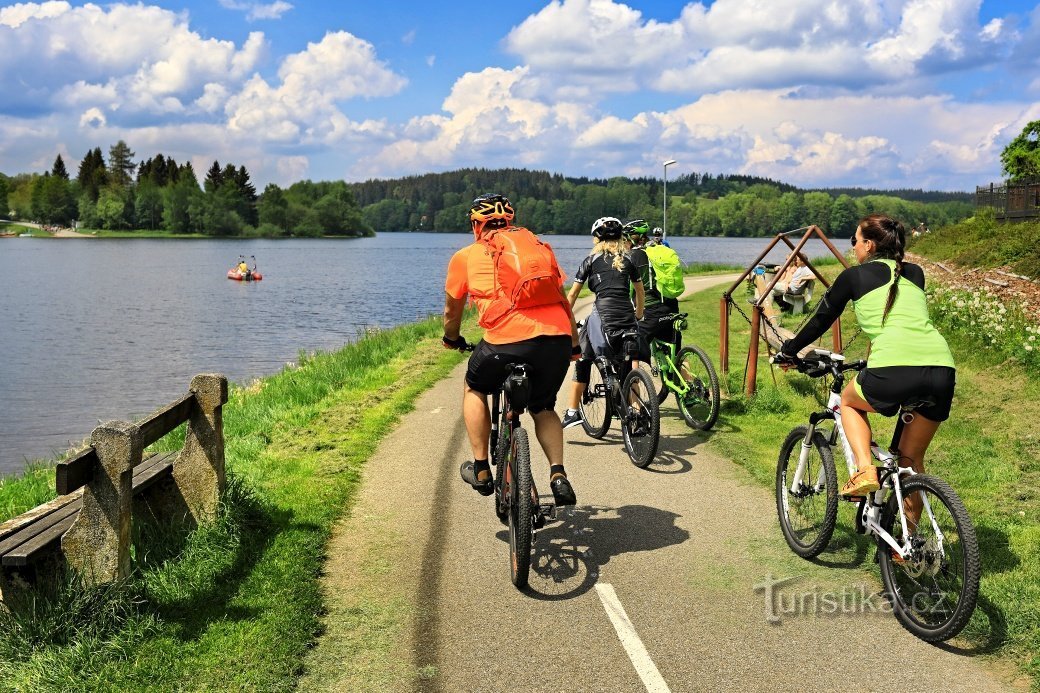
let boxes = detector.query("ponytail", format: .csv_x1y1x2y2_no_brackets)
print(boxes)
858,214,906,325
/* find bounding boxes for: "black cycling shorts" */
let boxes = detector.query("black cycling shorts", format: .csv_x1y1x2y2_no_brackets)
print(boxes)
855,366,956,422
638,302,682,349
465,335,572,414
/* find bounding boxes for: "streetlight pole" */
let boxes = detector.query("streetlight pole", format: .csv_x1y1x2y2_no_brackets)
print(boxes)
662,159,676,239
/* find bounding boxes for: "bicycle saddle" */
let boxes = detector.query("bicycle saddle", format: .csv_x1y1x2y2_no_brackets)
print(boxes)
503,366,531,413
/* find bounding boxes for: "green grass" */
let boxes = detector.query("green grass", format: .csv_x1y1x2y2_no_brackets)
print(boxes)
0,222,41,237
679,269,1040,682
911,210,1040,278
0,317,469,690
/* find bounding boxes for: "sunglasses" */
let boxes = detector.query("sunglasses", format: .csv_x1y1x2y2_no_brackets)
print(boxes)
850,236,860,247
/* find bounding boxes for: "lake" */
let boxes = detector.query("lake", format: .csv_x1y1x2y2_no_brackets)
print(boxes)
0,232,838,476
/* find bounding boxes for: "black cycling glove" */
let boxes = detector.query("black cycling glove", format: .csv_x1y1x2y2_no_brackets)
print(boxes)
442,334,470,351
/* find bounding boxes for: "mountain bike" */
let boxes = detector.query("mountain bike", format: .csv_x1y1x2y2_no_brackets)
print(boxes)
578,329,661,468
771,349,979,642
647,312,719,430
488,361,558,589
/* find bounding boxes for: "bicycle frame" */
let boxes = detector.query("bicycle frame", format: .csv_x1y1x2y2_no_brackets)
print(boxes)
787,365,946,560
649,316,687,396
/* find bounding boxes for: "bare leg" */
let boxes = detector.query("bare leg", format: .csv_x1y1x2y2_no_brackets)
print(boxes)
840,380,876,472
895,414,941,533
568,380,586,410
462,384,491,482
532,409,564,469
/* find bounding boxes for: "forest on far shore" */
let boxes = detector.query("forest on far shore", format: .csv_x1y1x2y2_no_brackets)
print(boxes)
1,146,972,238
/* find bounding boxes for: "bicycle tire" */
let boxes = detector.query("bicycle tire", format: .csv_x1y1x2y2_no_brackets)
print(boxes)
621,367,661,468
508,427,533,589
878,474,980,642
649,350,669,405
775,426,838,558
580,361,612,439
493,422,509,525
675,346,721,431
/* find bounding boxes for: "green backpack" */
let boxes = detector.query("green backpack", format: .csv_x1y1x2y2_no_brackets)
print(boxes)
644,243,685,298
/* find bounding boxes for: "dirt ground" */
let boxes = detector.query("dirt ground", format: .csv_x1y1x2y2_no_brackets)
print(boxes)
909,252,1040,319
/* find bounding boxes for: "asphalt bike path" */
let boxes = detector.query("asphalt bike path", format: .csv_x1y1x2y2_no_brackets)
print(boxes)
302,274,1018,692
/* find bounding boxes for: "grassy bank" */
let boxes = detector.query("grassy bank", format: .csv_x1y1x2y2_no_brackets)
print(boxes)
911,210,1040,278
678,269,1039,682
0,318,468,690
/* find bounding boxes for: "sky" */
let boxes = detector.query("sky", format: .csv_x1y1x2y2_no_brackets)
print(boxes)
1,0,1039,191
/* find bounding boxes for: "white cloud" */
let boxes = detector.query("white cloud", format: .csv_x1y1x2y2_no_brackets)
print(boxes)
224,31,406,144
0,3,267,119
218,0,293,21
78,107,105,128
402,29,416,45
503,0,1021,97
426,54,436,67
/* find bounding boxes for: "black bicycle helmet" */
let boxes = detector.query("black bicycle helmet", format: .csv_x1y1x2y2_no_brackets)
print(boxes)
591,216,624,240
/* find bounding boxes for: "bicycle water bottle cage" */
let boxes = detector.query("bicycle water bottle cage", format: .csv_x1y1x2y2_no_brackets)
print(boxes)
504,368,530,413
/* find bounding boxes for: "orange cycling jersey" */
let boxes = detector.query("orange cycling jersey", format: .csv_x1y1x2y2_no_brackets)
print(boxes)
445,240,572,345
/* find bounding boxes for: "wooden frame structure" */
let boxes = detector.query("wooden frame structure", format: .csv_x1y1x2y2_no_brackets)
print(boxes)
719,225,850,397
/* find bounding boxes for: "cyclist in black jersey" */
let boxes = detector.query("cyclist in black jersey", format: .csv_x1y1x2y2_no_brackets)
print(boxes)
780,215,955,522
560,217,644,429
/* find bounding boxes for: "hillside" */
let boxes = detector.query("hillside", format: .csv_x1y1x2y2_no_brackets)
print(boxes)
912,210,1040,278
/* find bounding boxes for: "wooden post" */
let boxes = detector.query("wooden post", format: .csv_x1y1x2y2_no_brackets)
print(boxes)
720,296,730,374
745,305,761,398
172,374,228,526
61,420,139,583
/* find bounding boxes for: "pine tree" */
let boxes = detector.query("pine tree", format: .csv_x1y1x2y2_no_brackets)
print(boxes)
204,161,223,193
51,154,69,180
107,140,136,188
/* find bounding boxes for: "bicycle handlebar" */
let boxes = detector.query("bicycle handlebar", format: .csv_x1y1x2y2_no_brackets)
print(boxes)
771,351,866,378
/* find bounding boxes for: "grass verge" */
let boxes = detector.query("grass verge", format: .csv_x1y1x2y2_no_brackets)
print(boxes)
680,268,1039,683
911,210,1040,278
0,317,468,690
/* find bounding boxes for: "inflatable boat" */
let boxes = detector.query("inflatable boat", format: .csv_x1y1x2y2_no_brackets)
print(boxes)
227,268,263,281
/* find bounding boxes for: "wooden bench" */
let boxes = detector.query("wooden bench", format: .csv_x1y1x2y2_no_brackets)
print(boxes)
0,374,226,593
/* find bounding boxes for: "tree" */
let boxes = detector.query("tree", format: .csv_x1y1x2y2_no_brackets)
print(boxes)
830,194,860,238
96,188,127,229
204,161,223,193
774,192,805,232
803,191,832,232
163,174,201,233
0,175,8,217
258,183,290,232
1000,120,1040,182
77,148,107,201
107,140,136,188
51,154,69,180
135,181,164,230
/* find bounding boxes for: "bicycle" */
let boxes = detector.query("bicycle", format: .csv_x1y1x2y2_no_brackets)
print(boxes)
578,328,661,468
486,360,559,589
771,349,980,642
646,312,720,430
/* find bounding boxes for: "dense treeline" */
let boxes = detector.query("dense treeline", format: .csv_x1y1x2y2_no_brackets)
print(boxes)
351,168,973,237
0,142,371,237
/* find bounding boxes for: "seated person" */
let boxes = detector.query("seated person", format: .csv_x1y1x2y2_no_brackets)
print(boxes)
755,252,814,311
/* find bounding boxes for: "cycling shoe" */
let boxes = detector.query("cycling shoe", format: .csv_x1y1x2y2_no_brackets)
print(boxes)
550,474,577,506
460,461,494,496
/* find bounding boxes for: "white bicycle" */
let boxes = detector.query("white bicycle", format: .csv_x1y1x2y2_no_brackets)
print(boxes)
771,349,979,642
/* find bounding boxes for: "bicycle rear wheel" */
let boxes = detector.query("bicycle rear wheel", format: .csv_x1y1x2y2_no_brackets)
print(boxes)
493,421,509,525
621,368,660,468
580,362,612,439
508,427,534,589
674,346,720,431
878,474,980,642
775,426,838,558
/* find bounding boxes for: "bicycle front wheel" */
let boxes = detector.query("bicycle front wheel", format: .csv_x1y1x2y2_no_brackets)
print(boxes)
508,427,534,589
621,368,660,468
878,474,980,642
674,346,720,430
775,426,838,558
580,361,612,439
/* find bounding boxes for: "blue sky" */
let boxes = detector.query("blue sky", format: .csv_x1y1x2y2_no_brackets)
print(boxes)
1,0,1039,191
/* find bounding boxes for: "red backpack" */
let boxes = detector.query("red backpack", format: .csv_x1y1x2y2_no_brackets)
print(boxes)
477,226,567,328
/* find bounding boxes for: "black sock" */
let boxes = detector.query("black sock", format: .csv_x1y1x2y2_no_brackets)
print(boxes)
474,458,490,480
550,464,566,480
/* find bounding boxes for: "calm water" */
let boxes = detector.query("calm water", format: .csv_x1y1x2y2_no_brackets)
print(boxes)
0,233,835,476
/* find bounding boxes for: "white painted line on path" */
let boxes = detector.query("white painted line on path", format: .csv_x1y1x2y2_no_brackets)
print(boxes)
595,583,672,693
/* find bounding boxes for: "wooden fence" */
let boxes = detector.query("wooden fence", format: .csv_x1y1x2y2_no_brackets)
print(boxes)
0,374,227,599
976,180,1040,220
